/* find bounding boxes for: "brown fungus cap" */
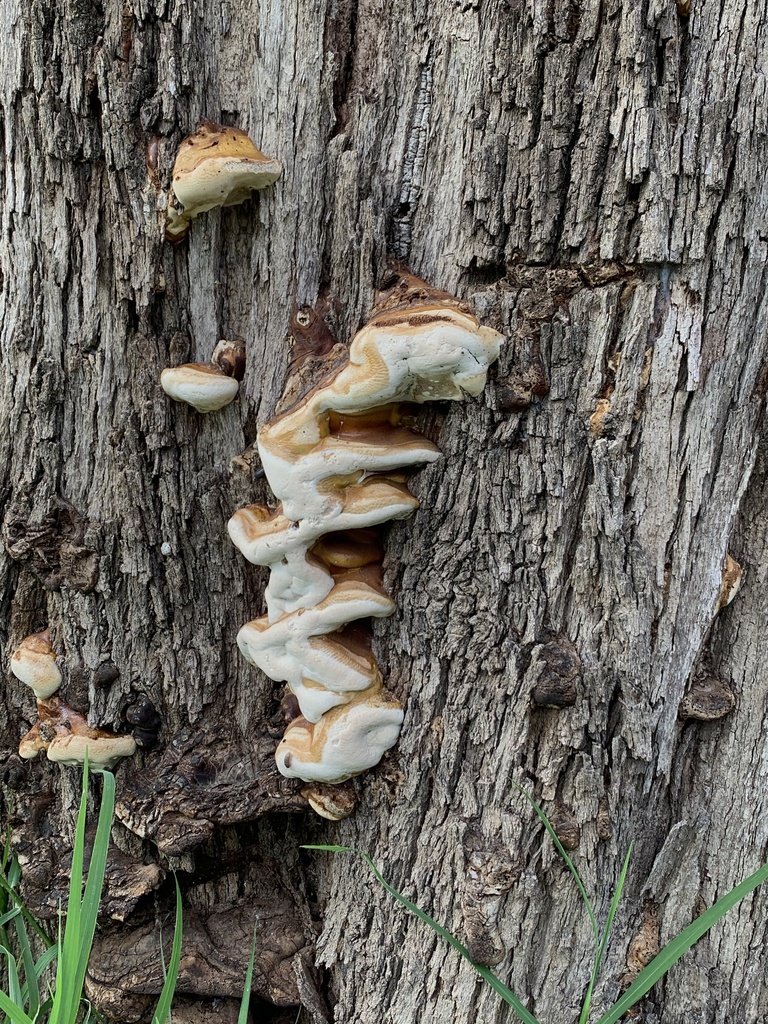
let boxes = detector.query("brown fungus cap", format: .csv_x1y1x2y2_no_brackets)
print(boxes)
312,530,385,570
373,266,471,316
165,120,282,242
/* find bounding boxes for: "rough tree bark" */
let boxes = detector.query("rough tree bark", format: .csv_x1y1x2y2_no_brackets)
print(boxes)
2,0,768,1022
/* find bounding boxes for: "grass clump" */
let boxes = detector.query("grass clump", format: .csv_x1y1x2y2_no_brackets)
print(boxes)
0,754,183,1024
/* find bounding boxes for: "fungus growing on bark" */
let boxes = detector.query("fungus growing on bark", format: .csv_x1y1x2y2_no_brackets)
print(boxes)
228,272,503,800
10,630,62,699
716,554,742,611
212,337,246,381
160,363,240,413
301,781,357,821
19,697,136,768
161,338,246,412
125,696,162,750
165,120,282,242
236,575,396,723
275,695,405,784
92,662,120,688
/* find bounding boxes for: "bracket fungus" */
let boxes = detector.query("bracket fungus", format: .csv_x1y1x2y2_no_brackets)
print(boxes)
716,554,742,612
161,338,246,413
228,274,503,798
19,698,136,768
165,120,282,243
160,363,240,413
10,630,62,700
10,632,136,768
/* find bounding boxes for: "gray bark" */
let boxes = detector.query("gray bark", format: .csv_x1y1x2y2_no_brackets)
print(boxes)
2,0,768,1022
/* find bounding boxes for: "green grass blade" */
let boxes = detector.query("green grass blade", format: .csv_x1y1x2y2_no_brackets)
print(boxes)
32,945,59,980
24,949,58,1024
596,858,768,1024
579,845,632,1024
303,846,540,1024
0,988,33,1024
0,910,20,928
0,878,53,949
0,830,10,960
515,786,599,945
2,840,20,892
151,875,183,1024
72,771,115,993
51,760,115,1024
13,913,39,1019
237,927,257,1024
1,949,22,1011
38,993,54,1018
50,760,90,1024
1,829,11,876
594,845,632,979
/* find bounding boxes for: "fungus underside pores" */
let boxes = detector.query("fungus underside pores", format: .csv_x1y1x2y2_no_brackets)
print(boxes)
228,276,503,811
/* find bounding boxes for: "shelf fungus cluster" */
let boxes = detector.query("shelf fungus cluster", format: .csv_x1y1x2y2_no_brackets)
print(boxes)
165,120,282,243
228,282,503,807
11,631,136,769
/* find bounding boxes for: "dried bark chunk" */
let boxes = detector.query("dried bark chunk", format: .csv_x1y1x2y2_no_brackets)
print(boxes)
596,798,612,841
301,781,358,820
114,726,307,855
549,804,581,850
86,902,309,1020
14,828,163,922
2,496,99,592
496,359,549,411
621,903,661,988
460,821,521,965
529,636,582,708
679,675,736,721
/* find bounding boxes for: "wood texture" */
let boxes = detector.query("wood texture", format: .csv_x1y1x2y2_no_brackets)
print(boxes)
1,0,767,1021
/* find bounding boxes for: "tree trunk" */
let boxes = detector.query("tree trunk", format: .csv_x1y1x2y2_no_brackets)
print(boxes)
2,0,767,1022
